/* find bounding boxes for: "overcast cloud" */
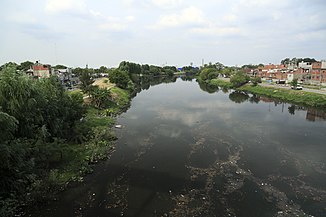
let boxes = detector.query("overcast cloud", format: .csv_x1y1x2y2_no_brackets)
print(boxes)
0,0,325,68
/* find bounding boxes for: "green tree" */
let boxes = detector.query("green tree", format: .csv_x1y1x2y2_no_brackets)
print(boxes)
53,64,68,69
89,86,112,109
17,61,34,71
290,78,298,87
200,68,218,80
230,71,250,87
79,69,94,94
108,69,130,89
0,112,18,141
250,77,262,86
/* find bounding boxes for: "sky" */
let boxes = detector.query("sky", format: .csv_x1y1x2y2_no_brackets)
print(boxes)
0,0,325,68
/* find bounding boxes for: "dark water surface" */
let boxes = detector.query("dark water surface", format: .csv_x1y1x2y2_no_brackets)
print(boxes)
31,78,326,217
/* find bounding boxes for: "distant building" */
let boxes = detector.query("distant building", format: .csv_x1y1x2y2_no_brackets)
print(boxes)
53,68,79,88
311,61,326,84
32,61,52,78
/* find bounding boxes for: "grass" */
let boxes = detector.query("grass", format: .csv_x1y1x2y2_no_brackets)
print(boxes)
209,78,233,89
239,85,326,109
110,87,130,110
199,77,326,109
92,78,115,89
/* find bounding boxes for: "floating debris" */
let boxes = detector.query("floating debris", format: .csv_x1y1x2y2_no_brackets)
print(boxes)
115,125,122,129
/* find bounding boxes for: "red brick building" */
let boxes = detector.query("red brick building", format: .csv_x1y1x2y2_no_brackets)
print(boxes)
32,61,52,78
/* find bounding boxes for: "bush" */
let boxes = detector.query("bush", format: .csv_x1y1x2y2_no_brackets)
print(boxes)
251,77,262,86
230,71,250,87
108,69,130,89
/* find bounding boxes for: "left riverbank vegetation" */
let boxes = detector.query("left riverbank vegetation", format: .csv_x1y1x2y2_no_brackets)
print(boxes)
0,64,132,216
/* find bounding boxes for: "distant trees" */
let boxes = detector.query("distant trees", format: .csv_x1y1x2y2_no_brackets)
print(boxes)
281,57,317,65
53,64,68,69
17,61,34,71
118,61,177,77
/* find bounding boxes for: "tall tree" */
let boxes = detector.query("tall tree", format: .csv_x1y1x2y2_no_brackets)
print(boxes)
79,69,94,94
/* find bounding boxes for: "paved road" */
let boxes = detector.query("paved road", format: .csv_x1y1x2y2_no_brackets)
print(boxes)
260,83,326,95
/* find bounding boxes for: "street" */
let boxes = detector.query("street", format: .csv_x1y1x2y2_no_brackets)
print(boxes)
259,83,326,95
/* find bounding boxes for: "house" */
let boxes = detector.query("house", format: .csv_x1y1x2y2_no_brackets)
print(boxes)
53,68,79,88
32,61,52,78
260,64,287,80
311,61,326,84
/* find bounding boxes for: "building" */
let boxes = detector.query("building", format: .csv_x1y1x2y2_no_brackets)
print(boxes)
53,68,79,88
32,61,52,78
259,64,287,80
311,61,326,84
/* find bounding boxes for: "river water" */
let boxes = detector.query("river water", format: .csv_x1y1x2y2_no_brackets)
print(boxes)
31,77,326,217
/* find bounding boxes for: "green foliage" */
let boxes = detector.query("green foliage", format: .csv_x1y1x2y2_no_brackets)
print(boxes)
0,112,18,141
230,71,250,88
119,61,142,74
200,68,218,80
0,62,18,71
17,61,34,71
281,57,317,65
182,65,200,74
290,78,298,87
251,77,262,86
89,86,112,109
0,66,87,215
53,64,68,69
79,69,95,94
108,69,130,89
209,79,233,89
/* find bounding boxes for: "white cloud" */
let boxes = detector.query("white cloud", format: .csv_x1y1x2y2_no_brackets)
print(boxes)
152,0,183,8
45,0,86,13
191,26,242,37
154,6,204,28
97,16,135,32
7,13,37,24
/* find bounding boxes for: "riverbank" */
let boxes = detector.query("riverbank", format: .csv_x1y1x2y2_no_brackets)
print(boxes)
50,86,131,186
239,85,326,109
199,78,326,109
17,87,131,216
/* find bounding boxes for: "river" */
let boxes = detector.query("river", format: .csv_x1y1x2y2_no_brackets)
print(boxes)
30,77,326,217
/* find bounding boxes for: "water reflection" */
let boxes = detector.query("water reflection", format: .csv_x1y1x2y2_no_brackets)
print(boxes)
30,78,326,217
306,108,326,121
227,90,326,122
228,91,249,103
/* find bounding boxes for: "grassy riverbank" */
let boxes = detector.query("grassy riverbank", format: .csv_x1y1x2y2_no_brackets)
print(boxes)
47,86,130,190
200,77,326,109
197,77,233,89
239,85,326,109
209,78,233,89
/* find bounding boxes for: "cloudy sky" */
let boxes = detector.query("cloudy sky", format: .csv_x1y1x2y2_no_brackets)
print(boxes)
0,0,325,68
